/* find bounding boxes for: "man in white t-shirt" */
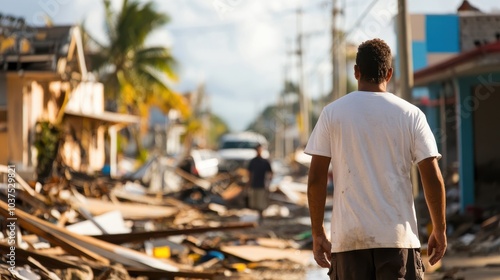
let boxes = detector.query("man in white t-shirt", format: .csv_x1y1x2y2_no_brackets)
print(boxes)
305,38,446,279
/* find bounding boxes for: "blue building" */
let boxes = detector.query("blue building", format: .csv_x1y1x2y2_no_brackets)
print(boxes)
409,5,500,214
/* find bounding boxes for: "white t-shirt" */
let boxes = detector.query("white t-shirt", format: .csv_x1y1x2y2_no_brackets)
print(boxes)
305,91,441,252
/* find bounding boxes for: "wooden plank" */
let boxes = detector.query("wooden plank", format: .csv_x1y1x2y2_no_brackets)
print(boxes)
174,167,212,190
220,245,313,266
220,183,243,201
92,222,256,244
84,198,178,220
112,187,167,206
256,238,299,249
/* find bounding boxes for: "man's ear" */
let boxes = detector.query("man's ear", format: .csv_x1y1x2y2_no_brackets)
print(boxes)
354,65,360,80
386,67,393,82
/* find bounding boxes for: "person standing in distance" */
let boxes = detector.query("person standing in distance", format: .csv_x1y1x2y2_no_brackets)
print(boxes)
247,144,273,224
305,38,446,279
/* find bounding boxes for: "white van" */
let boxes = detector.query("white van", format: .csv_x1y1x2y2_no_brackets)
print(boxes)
217,132,269,172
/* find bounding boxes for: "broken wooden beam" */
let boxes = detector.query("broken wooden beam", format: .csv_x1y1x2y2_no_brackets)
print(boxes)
91,222,257,244
220,245,313,266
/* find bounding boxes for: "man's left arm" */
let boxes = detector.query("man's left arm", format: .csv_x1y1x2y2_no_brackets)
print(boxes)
308,154,332,268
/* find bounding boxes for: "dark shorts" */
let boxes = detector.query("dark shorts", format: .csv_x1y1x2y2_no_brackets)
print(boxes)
248,188,269,211
328,248,425,280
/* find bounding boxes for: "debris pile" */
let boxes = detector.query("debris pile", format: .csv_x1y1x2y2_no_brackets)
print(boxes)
447,212,500,256
6,155,496,279
0,162,317,280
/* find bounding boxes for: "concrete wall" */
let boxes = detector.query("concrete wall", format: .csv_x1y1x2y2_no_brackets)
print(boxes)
410,14,460,72
460,14,500,52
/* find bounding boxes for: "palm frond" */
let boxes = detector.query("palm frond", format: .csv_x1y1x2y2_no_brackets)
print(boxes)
114,0,168,51
88,0,186,117
103,0,116,42
135,47,177,81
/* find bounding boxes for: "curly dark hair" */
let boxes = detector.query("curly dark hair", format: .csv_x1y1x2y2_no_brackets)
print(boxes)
355,38,392,84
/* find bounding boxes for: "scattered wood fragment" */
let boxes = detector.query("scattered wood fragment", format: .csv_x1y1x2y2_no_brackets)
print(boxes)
27,257,62,280
482,214,500,231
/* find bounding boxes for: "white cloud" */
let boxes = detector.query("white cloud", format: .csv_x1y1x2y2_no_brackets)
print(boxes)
236,21,282,61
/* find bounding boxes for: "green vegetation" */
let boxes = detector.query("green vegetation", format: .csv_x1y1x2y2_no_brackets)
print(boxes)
34,121,61,182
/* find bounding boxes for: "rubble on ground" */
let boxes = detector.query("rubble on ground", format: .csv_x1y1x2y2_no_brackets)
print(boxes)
2,158,499,280
0,161,316,280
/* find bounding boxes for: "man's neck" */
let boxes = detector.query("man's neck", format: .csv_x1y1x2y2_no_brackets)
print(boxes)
358,82,387,93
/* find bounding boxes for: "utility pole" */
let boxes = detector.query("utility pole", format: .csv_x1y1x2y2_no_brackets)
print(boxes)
331,0,346,101
284,38,293,158
275,65,288,160
331,0,338,101
296,8,310,146
397,0,413,101
396,0,418,196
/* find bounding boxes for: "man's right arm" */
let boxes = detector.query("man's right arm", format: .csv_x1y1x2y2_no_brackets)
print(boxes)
417,157,447,266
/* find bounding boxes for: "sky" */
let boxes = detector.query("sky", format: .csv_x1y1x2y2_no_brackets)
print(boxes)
2,0,499,131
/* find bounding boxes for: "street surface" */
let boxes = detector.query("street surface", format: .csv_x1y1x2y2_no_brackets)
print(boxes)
425,254,500,280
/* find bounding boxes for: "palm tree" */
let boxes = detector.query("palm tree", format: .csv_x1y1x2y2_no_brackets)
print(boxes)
86,0,189,159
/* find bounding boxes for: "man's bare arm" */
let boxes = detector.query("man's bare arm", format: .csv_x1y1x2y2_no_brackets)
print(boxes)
418,157,447,265
307,154,332,268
